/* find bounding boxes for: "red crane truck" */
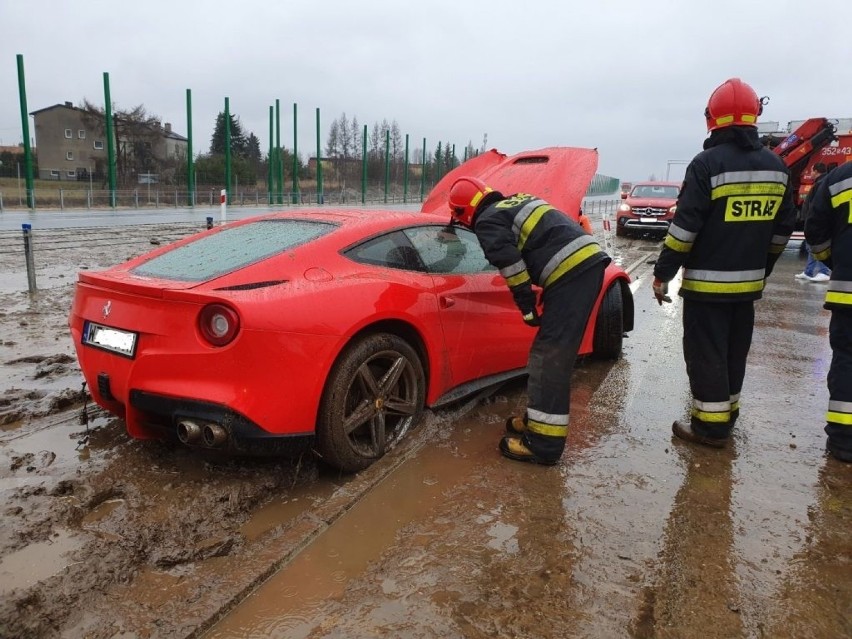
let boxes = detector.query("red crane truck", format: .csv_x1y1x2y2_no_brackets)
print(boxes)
764,117,852,243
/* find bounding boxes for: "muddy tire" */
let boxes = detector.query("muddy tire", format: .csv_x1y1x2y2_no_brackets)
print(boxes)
316,333,425,473
615,224,626,238
593,283,624,359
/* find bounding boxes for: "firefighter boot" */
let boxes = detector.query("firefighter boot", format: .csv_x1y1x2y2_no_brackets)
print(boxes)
498,435,559,465
672,420,729,449
827,439,852,463
505,416,526,434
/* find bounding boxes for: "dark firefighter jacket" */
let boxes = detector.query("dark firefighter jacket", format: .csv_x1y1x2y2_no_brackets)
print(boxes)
473,193,610,315
653,126,795,302
805,161,852,310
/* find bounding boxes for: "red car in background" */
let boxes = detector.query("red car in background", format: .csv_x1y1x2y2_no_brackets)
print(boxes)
615,181,680,238
69,147,634,473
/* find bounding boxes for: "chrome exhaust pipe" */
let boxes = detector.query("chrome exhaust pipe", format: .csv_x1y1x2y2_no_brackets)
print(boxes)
176,420,202,444
202,423,228,448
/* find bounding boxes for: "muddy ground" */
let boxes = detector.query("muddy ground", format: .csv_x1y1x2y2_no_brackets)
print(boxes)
0,219,849,639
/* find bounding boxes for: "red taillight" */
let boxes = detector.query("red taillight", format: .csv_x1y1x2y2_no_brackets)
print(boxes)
198,304,240,347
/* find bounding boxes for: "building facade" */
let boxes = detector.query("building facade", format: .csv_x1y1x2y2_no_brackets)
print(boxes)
31,102,187,182
31,102,106,180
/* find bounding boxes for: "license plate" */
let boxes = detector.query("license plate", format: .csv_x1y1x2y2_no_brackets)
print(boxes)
641,217,657,223
82,321,137,358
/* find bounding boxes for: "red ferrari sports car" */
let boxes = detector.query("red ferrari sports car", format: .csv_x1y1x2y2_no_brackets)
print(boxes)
69,147,634,472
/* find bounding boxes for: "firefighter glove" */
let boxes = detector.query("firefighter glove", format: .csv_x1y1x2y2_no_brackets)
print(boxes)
653,278,672,305
522,309,540,327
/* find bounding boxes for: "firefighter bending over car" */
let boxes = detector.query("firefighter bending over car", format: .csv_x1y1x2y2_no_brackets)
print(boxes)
652,78,795,448
804,160,852,462
447,177,611,465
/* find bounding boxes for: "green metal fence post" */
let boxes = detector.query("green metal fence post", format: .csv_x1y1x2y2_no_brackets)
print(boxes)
267,105,273,204
403,133,409,204
420,138,426,202
275,99,283,204
103,73,117,208
361,124,367,205
315,107,322,204
16,55,34,210
292,103,299,203
383,129,390,204
186,88,194,206
224,97,231,204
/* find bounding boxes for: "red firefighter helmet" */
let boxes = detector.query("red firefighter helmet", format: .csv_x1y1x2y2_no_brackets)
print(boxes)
704,78,763,132
448,176,493,227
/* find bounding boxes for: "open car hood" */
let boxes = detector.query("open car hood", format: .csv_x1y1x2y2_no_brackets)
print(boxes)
421,147,599,221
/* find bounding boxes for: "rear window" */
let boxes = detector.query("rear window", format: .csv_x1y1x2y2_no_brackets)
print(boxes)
131,219,335,281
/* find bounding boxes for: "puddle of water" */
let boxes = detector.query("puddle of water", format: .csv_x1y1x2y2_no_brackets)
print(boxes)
80,498,126,541
0,413,109,476
239,478,344,542
0,264,77,295
0,528,83,595
485,521,519,553
80,498,125,527
124,566,191,609
206,424,484,639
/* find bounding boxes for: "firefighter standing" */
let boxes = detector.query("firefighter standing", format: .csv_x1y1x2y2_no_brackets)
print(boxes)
804,161,852,462
447,177,611,465
652,78,795,448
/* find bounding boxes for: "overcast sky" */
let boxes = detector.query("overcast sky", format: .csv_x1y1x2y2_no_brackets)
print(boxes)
1,0,849,183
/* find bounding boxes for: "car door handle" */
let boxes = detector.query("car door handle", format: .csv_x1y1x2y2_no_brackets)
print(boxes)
440,296,455,308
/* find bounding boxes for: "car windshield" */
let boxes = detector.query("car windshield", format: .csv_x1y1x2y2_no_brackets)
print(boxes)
631,185,679,199
131,219,335,281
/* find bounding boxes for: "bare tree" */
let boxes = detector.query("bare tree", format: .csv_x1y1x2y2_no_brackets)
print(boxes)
464,140,477,161
351,116,361,156
325,118,341,158
81,99,164,185
339,113,352,187
390,120,403,183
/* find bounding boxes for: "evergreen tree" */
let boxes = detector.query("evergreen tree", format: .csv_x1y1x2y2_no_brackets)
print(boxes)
443,142,455,171
210,112,248,157
246,133,262,176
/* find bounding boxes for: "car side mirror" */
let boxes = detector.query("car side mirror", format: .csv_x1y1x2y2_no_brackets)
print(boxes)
620,192,628,199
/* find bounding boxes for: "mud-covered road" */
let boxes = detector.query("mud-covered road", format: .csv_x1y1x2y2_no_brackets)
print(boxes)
0,215,849,639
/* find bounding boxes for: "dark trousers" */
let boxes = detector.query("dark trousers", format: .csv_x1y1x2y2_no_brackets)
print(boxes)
524,264,605,461
682,299,755,438
827,308,852,452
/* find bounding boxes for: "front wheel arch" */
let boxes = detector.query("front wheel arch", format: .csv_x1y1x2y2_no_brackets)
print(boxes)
316,332,426,473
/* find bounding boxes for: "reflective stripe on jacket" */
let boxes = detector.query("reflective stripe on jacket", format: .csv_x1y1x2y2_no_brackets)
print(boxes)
805,162,852,310
653,127,795,302
474,193,610,314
